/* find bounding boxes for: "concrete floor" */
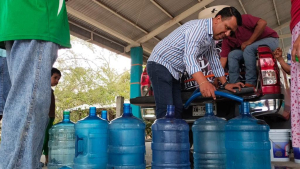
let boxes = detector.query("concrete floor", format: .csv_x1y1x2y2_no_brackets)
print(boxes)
40,142,300,169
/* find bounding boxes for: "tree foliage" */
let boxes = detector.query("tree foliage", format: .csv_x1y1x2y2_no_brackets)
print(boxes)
53,36,130,123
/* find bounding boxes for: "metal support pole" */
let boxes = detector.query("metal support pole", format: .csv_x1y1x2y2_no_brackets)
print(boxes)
116,96,124,118
130,46,143,119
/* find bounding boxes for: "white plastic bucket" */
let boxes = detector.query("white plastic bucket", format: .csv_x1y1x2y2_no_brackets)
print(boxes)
269,129,291,162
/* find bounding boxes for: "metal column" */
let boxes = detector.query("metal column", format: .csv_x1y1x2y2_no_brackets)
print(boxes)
130,46,143,119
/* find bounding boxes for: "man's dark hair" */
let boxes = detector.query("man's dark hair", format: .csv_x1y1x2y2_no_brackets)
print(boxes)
215,7,242,26
51,67,61,76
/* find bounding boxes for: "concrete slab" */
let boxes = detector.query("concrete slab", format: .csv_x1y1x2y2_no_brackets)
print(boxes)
40,144,300,169
272,160,300,169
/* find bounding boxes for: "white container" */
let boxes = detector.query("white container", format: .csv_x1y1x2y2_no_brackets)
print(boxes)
294,147,300,163
269,129,291,162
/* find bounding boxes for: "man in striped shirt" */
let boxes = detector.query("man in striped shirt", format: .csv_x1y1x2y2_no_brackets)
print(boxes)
147,7,245,119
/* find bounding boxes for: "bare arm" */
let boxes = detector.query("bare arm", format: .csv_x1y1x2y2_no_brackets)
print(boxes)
277,57,291,75
241,19,267,50
274,47,291,75
292,35,300,62
220,57,228,68
192,72,217,99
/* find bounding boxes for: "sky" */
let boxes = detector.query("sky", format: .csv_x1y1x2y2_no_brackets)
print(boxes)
55,36,131,74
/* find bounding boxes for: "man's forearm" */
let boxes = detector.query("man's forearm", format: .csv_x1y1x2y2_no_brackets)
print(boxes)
192,71,208,85
218,76,227,84
248,19,267,43
277,57,291,74
220,57,227,68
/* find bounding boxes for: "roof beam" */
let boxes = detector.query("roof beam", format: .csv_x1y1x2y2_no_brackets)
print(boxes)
273,21,290,32
125,0,214,52
66,6,152,54
238,0,247,14
92,0,160,42
272,0,281,25
150,0,182,26
279,33,291,39
69,21,125,47
280,30,286,55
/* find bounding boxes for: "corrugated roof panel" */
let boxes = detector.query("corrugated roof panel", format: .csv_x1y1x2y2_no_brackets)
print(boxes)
66,0,292,57
276,0,292,26
99,0,171,32
155,0,197,16
157,24,180,40
67,0,154,41
68,14,128,47
208,0,246,14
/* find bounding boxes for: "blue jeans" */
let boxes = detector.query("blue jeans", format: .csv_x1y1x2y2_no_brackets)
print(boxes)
0,56,11,115
228,37,279,85
147,61,182,119
0,40,58,169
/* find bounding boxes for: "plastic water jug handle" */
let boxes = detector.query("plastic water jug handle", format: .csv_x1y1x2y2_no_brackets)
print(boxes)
184,91,243,109
75,136,83,157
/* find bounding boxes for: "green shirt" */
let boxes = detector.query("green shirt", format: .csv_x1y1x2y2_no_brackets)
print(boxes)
0,0,71,48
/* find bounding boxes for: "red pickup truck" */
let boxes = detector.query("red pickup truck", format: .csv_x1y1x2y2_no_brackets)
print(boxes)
132,45,290,129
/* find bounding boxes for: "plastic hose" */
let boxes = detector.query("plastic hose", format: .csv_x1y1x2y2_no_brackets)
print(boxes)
184,91,243,109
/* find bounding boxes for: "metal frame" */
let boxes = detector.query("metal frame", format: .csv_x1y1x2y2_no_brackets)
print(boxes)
150,0,182,26
238,0,247,14
125,0,214,52
92,0,160,42
67,6,153,54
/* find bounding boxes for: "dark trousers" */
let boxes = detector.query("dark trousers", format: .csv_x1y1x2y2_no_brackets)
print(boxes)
147,61,182,119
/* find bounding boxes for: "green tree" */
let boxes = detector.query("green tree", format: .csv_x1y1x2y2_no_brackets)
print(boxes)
53,36,130,123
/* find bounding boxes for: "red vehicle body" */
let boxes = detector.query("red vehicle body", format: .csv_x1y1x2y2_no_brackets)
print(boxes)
133,46,288,124
140,67,153,96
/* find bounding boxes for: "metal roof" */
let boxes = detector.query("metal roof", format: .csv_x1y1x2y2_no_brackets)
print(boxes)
66,0,292,62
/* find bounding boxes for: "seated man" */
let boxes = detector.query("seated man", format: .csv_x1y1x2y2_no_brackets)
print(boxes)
220,14,279,87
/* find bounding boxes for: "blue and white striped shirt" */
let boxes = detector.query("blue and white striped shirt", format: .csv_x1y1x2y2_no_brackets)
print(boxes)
148,18,224,80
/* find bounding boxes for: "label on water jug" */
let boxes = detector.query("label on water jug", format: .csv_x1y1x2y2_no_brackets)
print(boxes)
272,142,289,158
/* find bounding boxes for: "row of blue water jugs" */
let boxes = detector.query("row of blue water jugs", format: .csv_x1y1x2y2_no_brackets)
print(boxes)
48,102,271,169
48,104,145,169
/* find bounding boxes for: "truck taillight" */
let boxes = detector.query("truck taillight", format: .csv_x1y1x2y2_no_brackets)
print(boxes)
259,58,277,85
259,58,275,68
261,70,277,85
257,46,281,94
140,67,154,96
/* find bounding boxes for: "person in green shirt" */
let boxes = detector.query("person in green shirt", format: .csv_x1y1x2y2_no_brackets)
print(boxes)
0,1,70,168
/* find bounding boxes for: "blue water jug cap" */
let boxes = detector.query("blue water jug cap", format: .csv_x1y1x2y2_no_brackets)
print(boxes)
63,110,70,115
205,103,214,116
240,102,250,115
62,110,71,122
89,107,97,117
165,105,175,118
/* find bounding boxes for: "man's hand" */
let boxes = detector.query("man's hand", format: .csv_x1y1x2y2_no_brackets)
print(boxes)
199,81,217,100
292,35,300,62
241,40,252,51
224,82,245,92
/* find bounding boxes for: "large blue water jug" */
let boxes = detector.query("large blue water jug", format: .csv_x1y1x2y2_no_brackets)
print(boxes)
151,105,190,169
48,110,75,169
192,103,226,169
107,103,146,169
225,102,271,169
74,107,109,169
